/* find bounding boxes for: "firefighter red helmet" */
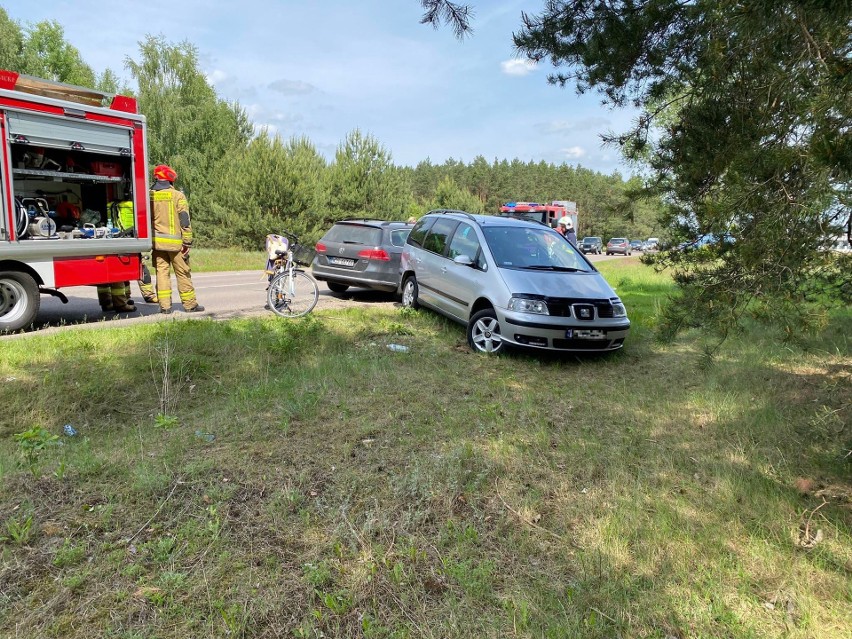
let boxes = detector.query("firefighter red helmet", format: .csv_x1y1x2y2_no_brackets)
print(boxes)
153,164,177,182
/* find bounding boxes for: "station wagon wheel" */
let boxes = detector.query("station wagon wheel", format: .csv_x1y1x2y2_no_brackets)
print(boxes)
401,275,419,309
326,282,349,293
467,309,504,354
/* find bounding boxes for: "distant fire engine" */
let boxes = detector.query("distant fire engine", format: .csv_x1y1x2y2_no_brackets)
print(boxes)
499,200,578,231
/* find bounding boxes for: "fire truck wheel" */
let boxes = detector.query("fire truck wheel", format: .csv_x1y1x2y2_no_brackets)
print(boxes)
0,271,40,332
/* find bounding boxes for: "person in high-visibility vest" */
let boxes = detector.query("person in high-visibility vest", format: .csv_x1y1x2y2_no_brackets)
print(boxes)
94,197,138,312
109,200,158,304
150,164,204,314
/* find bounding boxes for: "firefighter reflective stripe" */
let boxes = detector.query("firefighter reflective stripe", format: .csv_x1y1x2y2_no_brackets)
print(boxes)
179,290,195,302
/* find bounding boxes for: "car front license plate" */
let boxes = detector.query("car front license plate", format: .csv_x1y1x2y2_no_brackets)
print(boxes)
572,329,606,340
328,257,356,267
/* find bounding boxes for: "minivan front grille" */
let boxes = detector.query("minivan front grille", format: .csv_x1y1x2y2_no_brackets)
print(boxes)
544,298,616,319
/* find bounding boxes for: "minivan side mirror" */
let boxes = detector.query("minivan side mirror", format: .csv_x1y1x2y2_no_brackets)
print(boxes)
453,255,474,266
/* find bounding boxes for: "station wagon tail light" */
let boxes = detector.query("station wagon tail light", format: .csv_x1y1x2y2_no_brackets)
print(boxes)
508,296,549,315
315,242,327,253
358,249,390,261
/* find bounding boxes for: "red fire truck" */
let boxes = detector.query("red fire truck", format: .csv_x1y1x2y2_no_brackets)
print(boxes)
498,200,578,231
0,71,150,331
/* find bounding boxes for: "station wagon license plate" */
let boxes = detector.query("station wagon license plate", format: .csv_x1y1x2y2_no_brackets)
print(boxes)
566,329,606,340
328,257,356,267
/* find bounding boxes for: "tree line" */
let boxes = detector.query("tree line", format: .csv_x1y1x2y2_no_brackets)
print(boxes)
0,10,661,252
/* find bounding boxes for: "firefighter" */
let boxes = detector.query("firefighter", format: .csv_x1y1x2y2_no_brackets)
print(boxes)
150,164,204,314
557,216,577,247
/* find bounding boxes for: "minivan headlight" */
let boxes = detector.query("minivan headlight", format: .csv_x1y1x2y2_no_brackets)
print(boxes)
612,302,627,318
508,297,549,315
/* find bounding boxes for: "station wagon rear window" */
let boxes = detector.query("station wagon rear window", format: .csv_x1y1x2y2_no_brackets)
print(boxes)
323,225,382,245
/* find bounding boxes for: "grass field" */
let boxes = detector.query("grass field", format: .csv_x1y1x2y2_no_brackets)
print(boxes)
189,247,266,273
1,260,850,638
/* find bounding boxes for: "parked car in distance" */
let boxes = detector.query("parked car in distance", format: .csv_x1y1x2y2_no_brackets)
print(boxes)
580,236,603,254
645,237,659,250
629,240,643,252
675,233,736,251
400,210,630,354
606,238,631,256
311,219,413,293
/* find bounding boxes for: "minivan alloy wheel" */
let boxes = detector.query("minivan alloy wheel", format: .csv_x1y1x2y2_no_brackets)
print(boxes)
468,309,504,354
401,276,419,309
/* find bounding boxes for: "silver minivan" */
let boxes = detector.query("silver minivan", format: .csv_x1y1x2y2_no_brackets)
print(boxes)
399,210,630,354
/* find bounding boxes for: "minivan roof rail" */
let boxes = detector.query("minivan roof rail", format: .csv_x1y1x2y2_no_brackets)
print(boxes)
339,218,408,225
428,208,477,222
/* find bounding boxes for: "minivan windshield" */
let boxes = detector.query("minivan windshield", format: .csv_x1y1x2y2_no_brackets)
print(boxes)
482,226,591,272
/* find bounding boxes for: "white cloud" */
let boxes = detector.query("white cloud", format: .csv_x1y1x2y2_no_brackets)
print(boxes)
538,117,611,134
500,58,536,76
255,123,280,138
206,69,228,85
268,79,320,96
562,146,587,159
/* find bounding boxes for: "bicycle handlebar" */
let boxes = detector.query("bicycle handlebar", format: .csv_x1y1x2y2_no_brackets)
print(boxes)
277,230,300,244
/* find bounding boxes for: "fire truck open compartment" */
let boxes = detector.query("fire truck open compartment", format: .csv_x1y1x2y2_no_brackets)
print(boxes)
5,110,137,241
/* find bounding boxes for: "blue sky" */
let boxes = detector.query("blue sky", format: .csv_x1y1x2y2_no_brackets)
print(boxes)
6,0,638,175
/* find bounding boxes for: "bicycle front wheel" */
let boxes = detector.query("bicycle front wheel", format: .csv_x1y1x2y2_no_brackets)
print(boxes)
267,270,319,318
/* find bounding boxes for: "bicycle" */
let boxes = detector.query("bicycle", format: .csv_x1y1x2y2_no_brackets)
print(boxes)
265,232,319,318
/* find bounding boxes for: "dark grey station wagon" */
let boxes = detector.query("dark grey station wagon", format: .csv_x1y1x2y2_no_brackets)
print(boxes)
311,219,413,293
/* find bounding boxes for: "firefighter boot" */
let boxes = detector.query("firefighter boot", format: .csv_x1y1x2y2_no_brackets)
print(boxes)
111,281,137,313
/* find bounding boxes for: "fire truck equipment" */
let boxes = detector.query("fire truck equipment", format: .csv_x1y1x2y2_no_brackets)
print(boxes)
28,216,57,238
13,197,28,238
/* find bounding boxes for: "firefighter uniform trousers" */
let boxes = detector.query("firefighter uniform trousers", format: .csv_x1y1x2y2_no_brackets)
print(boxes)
153,250,197,311
96,281,131,310
138,262,157,303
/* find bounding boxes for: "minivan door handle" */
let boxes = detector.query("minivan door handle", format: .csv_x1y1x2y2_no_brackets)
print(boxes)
440,265,448,273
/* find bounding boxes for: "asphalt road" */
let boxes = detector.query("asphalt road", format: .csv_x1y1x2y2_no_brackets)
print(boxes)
9,252,624,337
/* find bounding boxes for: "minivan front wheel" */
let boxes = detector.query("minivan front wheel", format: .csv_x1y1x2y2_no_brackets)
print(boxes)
468,309,504,354
401,276,419,309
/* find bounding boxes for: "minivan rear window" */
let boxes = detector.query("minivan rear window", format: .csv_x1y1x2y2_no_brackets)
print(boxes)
407,217,436,247
423,219,459,255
